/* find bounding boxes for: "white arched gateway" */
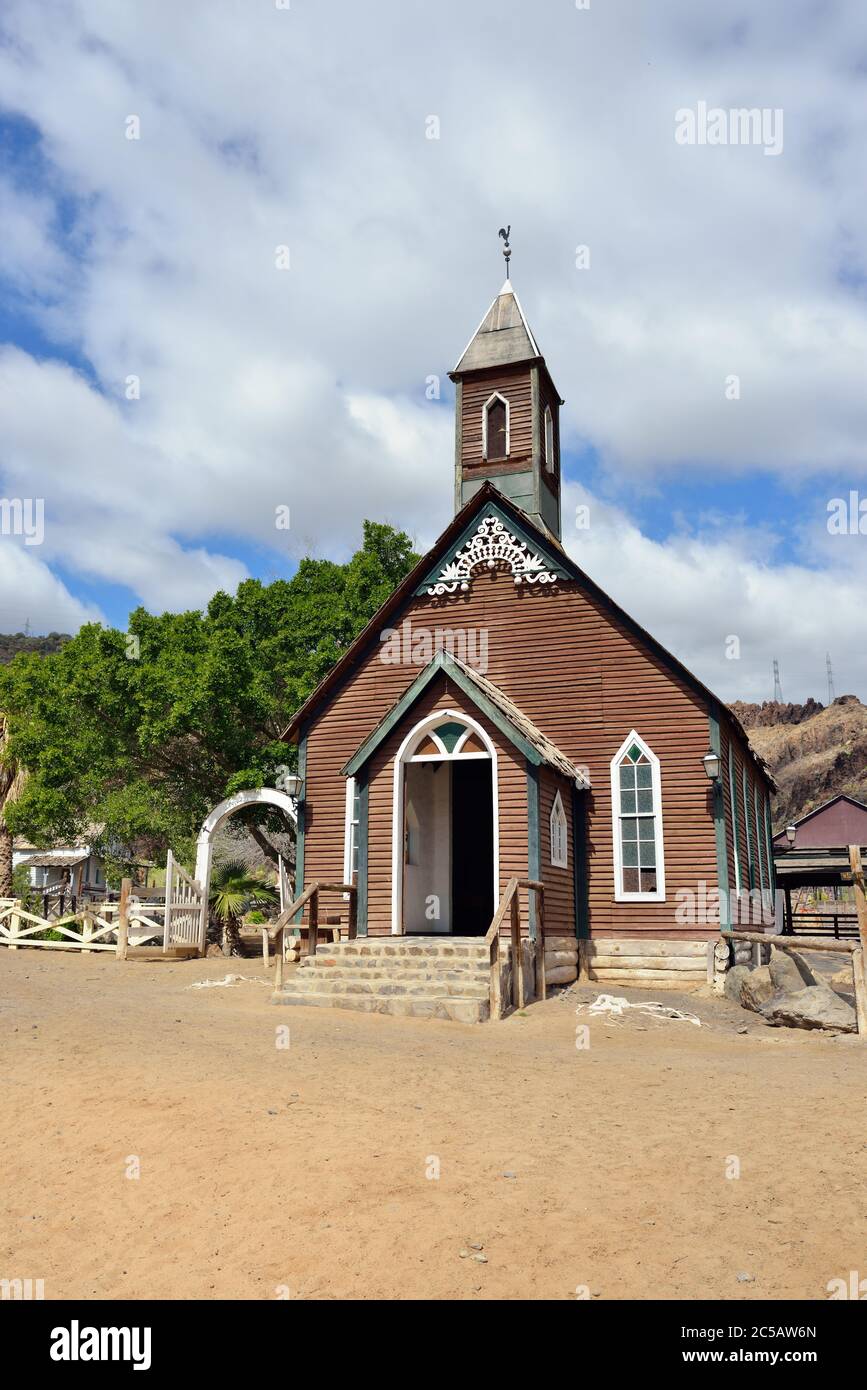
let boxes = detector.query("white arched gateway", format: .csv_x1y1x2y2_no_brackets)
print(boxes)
192,784,300,951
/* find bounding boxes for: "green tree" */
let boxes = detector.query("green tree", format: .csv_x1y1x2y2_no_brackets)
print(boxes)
0,521,418,870
0,713,27,896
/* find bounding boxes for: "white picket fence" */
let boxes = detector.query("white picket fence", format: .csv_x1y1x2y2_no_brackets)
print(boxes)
0,899,121,952
0,852,208,956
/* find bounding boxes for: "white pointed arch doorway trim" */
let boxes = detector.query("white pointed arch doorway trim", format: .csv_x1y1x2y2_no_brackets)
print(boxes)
390,708,499,934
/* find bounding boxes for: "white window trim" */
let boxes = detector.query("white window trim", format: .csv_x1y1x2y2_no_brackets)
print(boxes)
550,789,568,868
343,776,358,887
544,404,554,472
482,391,510,460
610,730,666,902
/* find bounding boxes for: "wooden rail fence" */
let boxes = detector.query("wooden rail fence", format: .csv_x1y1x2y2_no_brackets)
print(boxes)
485,877,545,1020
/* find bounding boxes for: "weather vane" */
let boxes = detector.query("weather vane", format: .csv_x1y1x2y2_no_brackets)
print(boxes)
498,225,511,279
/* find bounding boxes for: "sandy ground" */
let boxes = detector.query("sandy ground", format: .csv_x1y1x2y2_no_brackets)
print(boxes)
1,948,865,1302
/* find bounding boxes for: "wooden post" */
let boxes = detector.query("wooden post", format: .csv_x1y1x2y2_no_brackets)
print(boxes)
510,891,523,1009
848,846,867,956
163,850,174,953
81,905,93,952
347,887,358,942
536,889,546,1001
9,903,20,950
489,938,502,1020
307,886,318,958
274,928,284,990
852,949,867,1039
116,878,132,961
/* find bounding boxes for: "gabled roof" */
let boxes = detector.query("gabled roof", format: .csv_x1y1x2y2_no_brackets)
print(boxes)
772,793,867,849
452,279,542,376
342,648,590,786
281,482,775,789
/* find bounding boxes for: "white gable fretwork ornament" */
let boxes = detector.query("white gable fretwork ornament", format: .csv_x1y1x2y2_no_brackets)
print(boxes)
426,514,559,596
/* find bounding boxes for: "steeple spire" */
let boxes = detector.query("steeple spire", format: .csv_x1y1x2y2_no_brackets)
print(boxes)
449,265,564,542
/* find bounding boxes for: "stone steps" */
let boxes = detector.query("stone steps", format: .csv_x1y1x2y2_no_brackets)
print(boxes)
272,935,493,1023
305,961,486,979
284,974,489,999
273,991,490,1023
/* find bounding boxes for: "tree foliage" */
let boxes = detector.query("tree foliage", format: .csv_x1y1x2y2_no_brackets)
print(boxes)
0,521,418,868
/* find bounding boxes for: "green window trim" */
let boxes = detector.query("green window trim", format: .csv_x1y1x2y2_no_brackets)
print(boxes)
728,749,742,894
741,766,755,891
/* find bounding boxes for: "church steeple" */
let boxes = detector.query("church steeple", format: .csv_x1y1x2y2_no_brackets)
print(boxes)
449,275,563,540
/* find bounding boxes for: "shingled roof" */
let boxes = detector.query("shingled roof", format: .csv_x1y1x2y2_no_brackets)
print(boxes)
452,279,542,375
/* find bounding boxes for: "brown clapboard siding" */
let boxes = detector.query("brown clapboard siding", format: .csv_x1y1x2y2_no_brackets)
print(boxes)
298,561,763,942
538,768,575,938
460,366,533,468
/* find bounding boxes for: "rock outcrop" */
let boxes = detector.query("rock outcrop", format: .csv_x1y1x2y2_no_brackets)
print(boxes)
726,947,856,1034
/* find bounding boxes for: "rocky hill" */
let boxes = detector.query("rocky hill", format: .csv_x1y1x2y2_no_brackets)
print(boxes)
0,632,71,664
730,695,867,829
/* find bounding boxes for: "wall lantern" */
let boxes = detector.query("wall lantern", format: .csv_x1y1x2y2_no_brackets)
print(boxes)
702,748,721,783
785,824,797,847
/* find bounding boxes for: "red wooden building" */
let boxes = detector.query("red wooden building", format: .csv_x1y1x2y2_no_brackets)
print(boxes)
277,278,775,1015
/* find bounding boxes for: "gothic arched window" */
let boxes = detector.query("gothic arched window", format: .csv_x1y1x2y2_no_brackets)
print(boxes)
544,405,555,472
610,731,665,900
550,790,568,868
483,393,509,459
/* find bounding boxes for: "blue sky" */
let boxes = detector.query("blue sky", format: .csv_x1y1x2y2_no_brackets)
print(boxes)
1,0,866,701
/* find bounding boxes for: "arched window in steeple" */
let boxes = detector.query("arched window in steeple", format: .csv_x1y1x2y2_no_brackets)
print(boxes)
544,405,555,472
483,393,509,460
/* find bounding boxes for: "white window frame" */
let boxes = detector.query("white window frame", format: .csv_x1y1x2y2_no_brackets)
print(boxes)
343,776,360,886
550,789,568,868
544,404,555,472
482,391,510,460
610,730,666,902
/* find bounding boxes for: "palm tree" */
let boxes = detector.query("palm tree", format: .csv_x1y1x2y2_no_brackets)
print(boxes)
0,714,26,898
208,858,278,955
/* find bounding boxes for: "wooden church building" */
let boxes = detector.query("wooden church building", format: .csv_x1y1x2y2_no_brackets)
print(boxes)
277,275,776,1017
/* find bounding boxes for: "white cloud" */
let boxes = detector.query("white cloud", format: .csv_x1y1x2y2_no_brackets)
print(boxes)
0,543,102,633
0,0,864,697
562,481,867,704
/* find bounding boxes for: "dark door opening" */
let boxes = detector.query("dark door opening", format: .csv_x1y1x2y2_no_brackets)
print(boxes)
451,760,494,935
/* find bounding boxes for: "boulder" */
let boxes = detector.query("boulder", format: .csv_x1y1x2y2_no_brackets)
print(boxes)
769,949,817,994
739,965,775,1012
724,965,751,1003
764,985,856,1034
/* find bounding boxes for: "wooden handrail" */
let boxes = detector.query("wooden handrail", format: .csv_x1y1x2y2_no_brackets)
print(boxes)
273,881,357,988
484,878,546,1020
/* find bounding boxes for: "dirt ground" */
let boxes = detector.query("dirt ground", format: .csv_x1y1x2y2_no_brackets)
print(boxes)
2,948,865,1301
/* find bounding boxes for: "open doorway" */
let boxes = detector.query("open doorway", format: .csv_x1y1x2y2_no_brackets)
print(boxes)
397,712,498,935
451,759,494,934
